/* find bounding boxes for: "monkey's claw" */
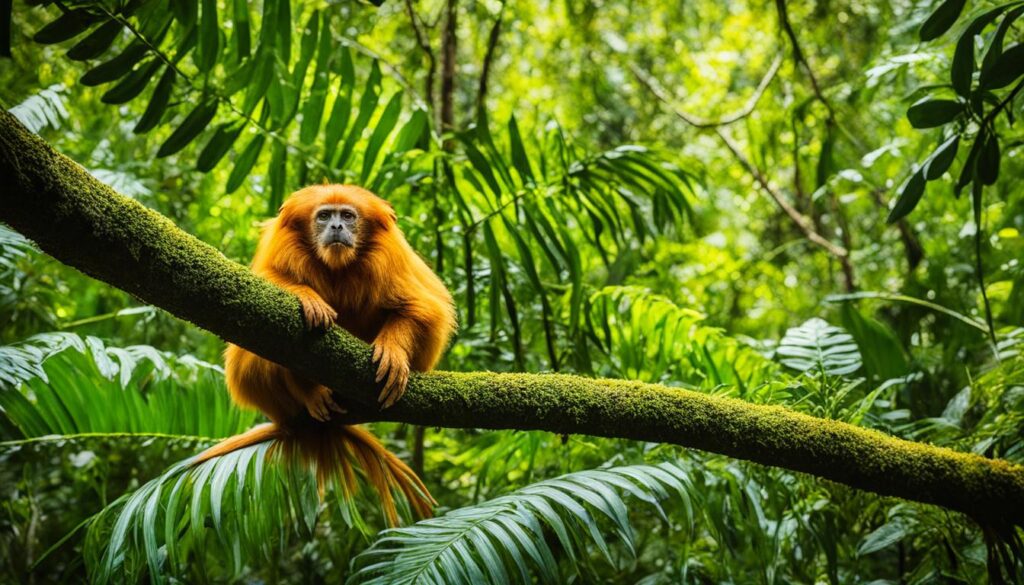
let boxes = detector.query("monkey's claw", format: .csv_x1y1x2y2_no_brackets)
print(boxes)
305,385,345,422
373,344,410,409
300,295,337,330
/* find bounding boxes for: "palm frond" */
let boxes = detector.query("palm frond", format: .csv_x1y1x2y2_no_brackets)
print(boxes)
29,2,425,208
83,442,362,584
348,461,694,585
0,333,252,442
444,118,701,368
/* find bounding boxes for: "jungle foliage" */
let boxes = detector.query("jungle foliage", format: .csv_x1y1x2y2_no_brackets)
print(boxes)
1,0,1023,582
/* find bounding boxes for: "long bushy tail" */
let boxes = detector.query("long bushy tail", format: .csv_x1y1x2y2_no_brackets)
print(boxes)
194,422,435,525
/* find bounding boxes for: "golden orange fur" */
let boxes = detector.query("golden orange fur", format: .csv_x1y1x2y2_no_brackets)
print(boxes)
195,184,456,525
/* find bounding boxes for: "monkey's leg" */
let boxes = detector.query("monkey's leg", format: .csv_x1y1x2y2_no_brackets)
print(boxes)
224,345,305,422
282,370,345,422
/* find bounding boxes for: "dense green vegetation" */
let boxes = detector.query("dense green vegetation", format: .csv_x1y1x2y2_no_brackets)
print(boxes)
1,0,1023,582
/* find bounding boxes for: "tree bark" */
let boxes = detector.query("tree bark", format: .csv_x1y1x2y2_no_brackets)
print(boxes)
439,0,458,149
1,110,1022,527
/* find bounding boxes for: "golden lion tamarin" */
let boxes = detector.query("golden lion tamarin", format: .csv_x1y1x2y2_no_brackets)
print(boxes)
195,184,456,524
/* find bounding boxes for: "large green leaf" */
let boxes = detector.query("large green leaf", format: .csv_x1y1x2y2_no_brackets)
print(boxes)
906,98,962,128
33,8,99,44
919,0,966,41
887,168,926,223
156,99,219,158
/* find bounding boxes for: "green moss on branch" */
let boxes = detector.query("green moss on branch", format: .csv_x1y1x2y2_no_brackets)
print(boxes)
1,110,1022,527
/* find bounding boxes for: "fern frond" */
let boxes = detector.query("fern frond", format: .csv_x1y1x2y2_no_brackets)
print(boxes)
9,84,68,133
776,317,862,376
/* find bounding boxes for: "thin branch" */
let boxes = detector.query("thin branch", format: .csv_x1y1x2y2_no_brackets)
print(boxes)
2,110,1023,528
403,0,437,111
775,0,835,121
475,0,507,120
642,54,783,129
630,64,851,263
772,1,864,291
0,432,219,448
806,22,926,274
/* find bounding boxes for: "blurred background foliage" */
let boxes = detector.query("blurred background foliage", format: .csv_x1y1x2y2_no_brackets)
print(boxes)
0,0,1022,582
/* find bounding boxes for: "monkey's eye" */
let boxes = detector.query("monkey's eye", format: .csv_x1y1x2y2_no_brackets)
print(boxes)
341,210,356,221
316,211,330,221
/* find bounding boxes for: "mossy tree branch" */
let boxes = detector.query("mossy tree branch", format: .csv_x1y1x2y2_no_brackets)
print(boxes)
1,110,1022,527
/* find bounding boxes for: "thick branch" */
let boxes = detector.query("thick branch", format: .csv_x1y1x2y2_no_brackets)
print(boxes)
0,110,1022,527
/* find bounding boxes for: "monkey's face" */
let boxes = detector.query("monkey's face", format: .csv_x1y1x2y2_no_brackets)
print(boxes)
279,184,396,271
311,203,361,268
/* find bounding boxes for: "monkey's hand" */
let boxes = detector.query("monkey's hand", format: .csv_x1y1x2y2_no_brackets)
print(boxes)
298,293,337,330
372,341,410,409
304,385,346,422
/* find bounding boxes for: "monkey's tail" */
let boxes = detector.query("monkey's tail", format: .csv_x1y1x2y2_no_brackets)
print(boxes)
194,422,434,526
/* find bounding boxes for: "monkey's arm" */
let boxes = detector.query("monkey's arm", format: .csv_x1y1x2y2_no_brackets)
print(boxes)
261,269,337,329
373,299,452,408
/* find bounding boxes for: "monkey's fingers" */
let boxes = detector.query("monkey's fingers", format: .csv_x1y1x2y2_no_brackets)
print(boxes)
325,392,346,414
307,401,328,422
379,361,409,408
305,386,339,421
374,352,390,383
382,369,409,409
300,297,337,330
372,343,384,363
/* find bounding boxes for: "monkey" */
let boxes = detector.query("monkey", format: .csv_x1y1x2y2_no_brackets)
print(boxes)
194,184,457,525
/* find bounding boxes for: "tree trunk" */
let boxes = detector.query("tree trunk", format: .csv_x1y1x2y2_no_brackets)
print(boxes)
440,0,458,149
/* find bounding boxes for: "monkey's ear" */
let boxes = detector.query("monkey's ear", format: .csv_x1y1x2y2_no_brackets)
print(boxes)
375,201,398,230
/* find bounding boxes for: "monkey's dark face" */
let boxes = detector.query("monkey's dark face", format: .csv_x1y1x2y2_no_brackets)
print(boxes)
311,204,361,268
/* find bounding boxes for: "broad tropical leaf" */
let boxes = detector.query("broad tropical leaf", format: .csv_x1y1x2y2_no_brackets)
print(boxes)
348,461,694,585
